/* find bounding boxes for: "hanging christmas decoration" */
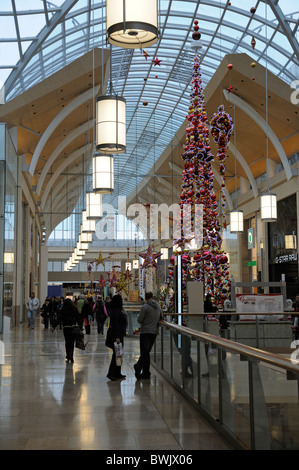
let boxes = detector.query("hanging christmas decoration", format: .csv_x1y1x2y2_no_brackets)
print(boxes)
210,104,234,226
139,244,162,294
94,251,107,267
139,244,162,270
143,50,149,60
168,20,231,307
153,57,162,66
251,36,256,50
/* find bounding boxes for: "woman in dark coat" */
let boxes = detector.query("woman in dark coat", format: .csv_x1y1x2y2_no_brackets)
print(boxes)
106,294,127,381
54,298,83,364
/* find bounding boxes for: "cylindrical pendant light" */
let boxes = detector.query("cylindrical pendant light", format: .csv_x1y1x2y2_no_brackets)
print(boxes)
78,234,91,250
79,228,93,243
133,259,139,269
82,210,96,233
230,210,244,233
107,0,159,49
96,96,126,154
86,191,103,220
161,247,169,260
261,193,277,222
92,152,114,194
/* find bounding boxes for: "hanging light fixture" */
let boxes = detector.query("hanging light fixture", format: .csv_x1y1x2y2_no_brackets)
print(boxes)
106,0,159,49
92,152,114,194
81,210,96,233
285,233,297,250
229,106,244,233
86,191,103,219
261,193,277,222
78,234,90,251
96,96,126,154
133,259,139,269
96,40,126,155
79,230,93,243
161,247,169,260
126,262,132,271
261,0,277,223
230,209,244,233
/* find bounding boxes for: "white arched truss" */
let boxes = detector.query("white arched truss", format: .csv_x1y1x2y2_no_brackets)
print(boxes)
29,87,98,176
41,144,92,210
223,89,293,182
37,120,93,195
43,165,84,216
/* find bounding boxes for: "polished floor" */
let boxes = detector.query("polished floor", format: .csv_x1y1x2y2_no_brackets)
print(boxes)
0,318,231,450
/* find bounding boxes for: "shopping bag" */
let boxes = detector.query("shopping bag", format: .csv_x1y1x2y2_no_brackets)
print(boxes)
114,342,123,366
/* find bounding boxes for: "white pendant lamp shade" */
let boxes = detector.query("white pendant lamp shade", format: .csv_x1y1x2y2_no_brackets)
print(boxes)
82,210,96,233
230,210,244,233
96,96,126,154
285,234,297,250
161,247,169,260
107,0,159,49
86,191,102,220
133,259,139,269
78,234,91,250
79,229,93,243
92,153,114,194
261,193,277,222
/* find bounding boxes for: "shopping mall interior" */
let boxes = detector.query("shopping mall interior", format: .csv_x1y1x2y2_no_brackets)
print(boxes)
0,0,298,453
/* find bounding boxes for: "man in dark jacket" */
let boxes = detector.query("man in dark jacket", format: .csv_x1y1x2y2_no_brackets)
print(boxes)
95,296,107,334
134,292,163,379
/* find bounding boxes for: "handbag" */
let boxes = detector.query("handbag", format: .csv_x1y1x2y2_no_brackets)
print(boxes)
72,326,87,350
105,327,114,349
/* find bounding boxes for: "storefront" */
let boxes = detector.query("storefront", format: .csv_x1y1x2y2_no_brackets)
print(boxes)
268,194,298,300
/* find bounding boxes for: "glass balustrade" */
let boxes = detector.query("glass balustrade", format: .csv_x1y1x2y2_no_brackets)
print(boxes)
153,321,299,450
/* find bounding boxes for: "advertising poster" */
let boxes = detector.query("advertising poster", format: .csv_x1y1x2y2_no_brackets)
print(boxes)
236,294,284,320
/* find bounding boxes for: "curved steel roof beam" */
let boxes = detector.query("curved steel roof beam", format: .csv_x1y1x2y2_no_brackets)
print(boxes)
268,0,299,62
228,142,259,199
223,89,293,182
41,144,92,210
36,120,92,195
29,87,97,177
43,163,84,213
5,0,78,96
43,169,83,216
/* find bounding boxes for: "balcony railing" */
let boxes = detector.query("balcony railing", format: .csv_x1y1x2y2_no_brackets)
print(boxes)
152,318,299,450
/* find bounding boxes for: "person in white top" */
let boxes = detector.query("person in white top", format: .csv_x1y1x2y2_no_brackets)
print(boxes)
26,292,40,329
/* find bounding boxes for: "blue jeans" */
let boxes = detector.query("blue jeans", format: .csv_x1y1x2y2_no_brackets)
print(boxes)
27,310,37,327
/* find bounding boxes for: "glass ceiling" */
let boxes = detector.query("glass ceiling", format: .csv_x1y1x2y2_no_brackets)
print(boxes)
0,0,298,210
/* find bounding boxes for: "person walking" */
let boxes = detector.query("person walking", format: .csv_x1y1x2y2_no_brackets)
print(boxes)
26,292,40,329
82,297,93,334
95,296,107,334
106,294,127,381
134,292,163,380
47,296,58,329
52,298,83,364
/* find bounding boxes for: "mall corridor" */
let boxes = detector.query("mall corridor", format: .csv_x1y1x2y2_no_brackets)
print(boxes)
0,319,231,451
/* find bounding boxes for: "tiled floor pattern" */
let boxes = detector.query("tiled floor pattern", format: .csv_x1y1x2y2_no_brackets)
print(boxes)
0,320,231,450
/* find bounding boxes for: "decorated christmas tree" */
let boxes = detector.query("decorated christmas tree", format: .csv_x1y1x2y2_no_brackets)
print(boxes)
169,20,232,308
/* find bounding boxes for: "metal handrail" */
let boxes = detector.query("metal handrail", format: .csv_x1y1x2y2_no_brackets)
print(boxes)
159,320,299,376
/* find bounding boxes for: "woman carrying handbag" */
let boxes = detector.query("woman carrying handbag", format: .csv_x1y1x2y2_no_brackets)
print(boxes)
105,294,127,381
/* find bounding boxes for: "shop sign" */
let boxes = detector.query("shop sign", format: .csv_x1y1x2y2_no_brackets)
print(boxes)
248,228,254,249
275,253,298,264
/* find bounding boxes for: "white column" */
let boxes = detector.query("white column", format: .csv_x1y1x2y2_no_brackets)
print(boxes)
40,244,48,303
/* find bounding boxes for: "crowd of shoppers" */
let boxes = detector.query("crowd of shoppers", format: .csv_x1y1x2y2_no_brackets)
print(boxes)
27,290,164,381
